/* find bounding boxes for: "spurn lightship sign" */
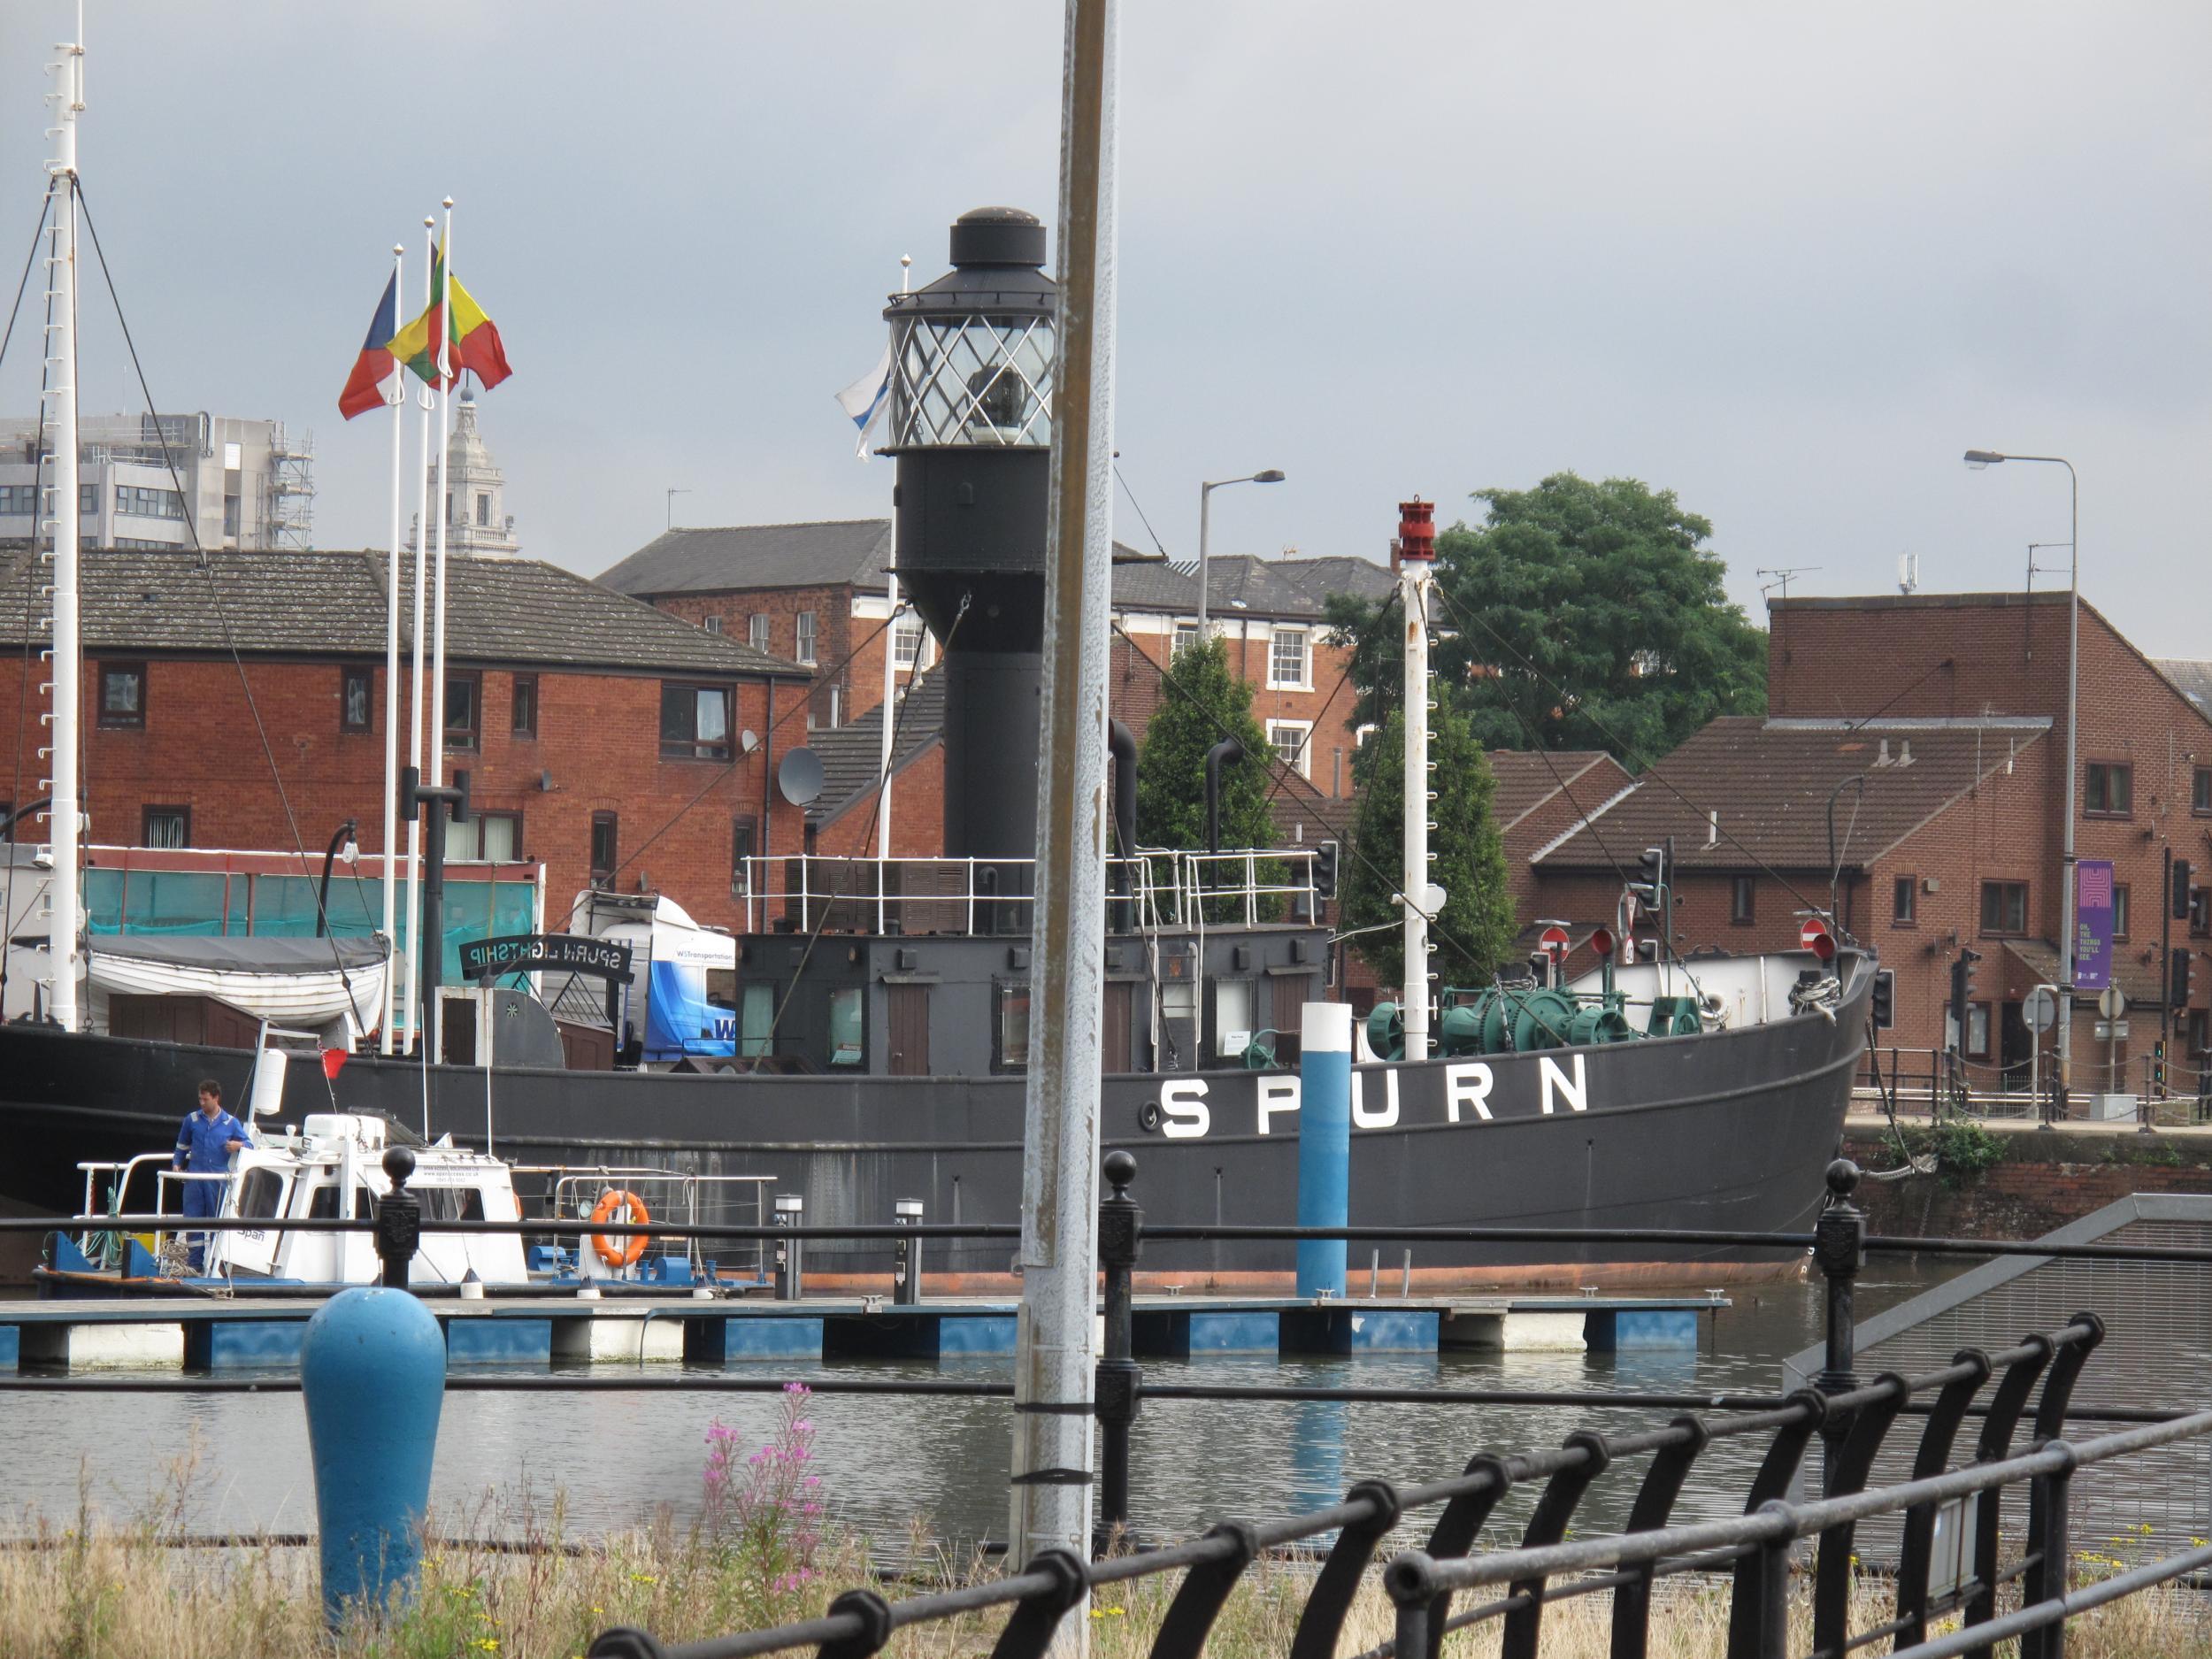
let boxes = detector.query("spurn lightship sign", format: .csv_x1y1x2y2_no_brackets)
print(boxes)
1144,1054,1599,1140
461,933,635,982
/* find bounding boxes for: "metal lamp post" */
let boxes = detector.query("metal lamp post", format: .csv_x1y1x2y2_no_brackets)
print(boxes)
1963,449,2078,1105
316,819,361,939
1194,469,1286,639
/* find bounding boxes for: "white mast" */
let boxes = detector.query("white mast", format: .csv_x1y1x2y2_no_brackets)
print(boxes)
40,27,84,1033
402,213,434,1054
427,196,455,1062
876,252,911,887
380,242,404,1054
1397,500,1437,1062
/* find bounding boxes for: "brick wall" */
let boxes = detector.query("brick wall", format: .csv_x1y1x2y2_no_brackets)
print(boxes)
1840,1126,2212,1240
3,654,810,934
810,741,948,859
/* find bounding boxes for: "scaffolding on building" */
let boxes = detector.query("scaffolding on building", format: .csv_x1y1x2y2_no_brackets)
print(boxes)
265,422,314,549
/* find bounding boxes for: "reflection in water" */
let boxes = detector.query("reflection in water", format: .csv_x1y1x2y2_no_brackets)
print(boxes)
9,1269,1978,1548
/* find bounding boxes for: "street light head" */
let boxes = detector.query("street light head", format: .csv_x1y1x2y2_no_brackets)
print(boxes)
1254,469,1286,484
1962,449,2005,470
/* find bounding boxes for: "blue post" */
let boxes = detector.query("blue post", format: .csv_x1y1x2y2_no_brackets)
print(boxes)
300,1285,447,1627
1297,1001,1351,1297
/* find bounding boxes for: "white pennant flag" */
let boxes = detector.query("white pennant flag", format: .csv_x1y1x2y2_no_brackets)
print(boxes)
834,342,894,459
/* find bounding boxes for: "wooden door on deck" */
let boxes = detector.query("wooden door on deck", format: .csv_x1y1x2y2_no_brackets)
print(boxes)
887,984,931,1076
1102,979,1133,1072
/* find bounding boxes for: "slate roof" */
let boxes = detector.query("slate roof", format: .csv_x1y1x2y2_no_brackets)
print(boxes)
1535,716,2052,872
1202,554,1395,619
600,518,1167,600
1486,750,1622,830
2157,659,2212,718
807,672,947,827
0,546,809,678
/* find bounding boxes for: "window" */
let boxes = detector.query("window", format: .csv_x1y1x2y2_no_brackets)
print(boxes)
659,682,733,760
795,611,818,665
2194,767,2212,817
81,481,98,516
142,805,189,849
1980,879,2028,936
2085,762,2132,817
740,982,775,1058
115,484,185,520
2193,887,2210,939
1731,875,1755,926
1893,875,1916,926
1267,720,1311,779
589,811,618,879
1173,621,1198,656
749,615,771,653
236,1168,286,1221
1966,1002,1992,1060
1214,978,1255,1058
2113,883,2131,941
2191,1007,2210,1057
475,492,491,526
893,615,925,670
703,614,722,634
995,980,1032,1073
1269,626,1310,689
449,810,520,863
511,674,537,738
341,666,373,733
0,483,34,516
828,986,864,1067
99,662,145,728
731,817,757,894
443,671,480,752
444,491,454,525
222,495,240,538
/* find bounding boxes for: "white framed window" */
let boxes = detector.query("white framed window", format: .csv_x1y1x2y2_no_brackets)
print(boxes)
1269,626,1310,689
749,615,772,653
1172,621,1198,656
795,611,818,664
1268,720,1312,779
703,614,722,634
893,615,926,671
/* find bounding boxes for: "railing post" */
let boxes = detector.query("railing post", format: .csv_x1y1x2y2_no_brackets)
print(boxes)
893,1198,923,1306
373,1146,422,1292
2020,1441,2079,1659
772,1193,803,1301
1095,1148,1142,1543
1813,1159,1865,1493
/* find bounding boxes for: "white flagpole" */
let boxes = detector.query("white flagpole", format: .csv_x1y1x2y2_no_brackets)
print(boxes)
379,241,404,1055
403,212,434,1054
875,254,910,885
42,33,84,1034
428,196,456,1063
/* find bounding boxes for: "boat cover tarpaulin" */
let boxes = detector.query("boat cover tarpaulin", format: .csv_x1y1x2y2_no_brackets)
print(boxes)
87,935,389,1027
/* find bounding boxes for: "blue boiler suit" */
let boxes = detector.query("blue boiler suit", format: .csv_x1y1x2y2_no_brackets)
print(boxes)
173,1106,250,1268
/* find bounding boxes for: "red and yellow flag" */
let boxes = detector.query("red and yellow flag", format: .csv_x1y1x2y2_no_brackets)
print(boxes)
387,242,512,392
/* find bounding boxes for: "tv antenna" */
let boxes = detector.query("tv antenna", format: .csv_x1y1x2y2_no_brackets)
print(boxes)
1897,552,1920,595
1757,566,1821,604
2025,541,2070,594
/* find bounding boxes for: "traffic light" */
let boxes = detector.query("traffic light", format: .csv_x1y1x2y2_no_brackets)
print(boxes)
1634,845,1667,904
1870,967,1895,1030
2174,859,2194,922
2172,948,2194,1010
1313,841,1340,901
1949,949,1982,1050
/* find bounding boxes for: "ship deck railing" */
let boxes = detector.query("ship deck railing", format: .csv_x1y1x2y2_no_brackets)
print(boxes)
510,1165,777,1282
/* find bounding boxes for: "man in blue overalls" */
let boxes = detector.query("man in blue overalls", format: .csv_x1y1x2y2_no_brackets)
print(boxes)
173,1079,250,1272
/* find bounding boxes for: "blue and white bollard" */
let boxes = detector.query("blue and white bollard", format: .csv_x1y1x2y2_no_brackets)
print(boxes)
300,1285,447,1626
1296,1000,1352,1297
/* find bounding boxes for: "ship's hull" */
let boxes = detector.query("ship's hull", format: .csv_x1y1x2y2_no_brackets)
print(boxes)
0,963,1869,1289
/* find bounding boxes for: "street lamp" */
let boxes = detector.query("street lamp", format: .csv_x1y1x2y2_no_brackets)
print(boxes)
1962,448,2078,1105
1195,469,1286,639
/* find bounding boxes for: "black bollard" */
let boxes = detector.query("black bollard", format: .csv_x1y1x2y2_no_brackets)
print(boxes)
772,1194,803,1301
1812,1157,1866,1494
1095,1148,1142,1542
374,1146,423,1292
893,1198,923,1306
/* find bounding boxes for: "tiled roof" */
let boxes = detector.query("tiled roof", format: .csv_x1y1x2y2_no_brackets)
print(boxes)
1486,750,1621,830
2157,659,2212,717
0,546,809,678
1202,554,1395,619
599,520,894,597
1535,716,2052,872
806,672,946,827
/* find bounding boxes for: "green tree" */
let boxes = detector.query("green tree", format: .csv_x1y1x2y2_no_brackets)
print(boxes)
1133,635,1278,851
1339,703,1517,991
1439,472,1766,763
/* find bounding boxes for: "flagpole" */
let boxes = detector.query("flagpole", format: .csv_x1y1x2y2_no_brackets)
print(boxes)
380,240,404,1055
427,195,456,1064
403,212,435,1056
875,254,910,887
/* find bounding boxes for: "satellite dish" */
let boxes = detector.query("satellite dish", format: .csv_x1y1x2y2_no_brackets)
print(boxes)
778,747,824,806
739,728,760,756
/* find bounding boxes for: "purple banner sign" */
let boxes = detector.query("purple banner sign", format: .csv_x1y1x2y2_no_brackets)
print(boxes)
2075,857,2116,992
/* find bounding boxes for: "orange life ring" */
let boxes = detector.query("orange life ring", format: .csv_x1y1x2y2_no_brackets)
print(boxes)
589,1189,650,1269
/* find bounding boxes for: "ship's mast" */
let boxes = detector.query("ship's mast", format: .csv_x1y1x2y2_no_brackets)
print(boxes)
1397,500,1436,1061
41,27,85,1033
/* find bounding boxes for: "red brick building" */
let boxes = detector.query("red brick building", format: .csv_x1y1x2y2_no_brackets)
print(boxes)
0,548,815,935
1532,591,2212,1094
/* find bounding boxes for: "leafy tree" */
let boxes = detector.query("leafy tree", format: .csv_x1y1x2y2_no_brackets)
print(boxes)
1133,635,1278,852
1339,703,1516,992
1325,472,1767,768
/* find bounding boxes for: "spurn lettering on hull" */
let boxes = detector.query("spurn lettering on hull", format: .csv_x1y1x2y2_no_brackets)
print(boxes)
1148,1057,1600,1141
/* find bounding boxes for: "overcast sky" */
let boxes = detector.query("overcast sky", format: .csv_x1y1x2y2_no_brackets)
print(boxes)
3,3,2206,654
